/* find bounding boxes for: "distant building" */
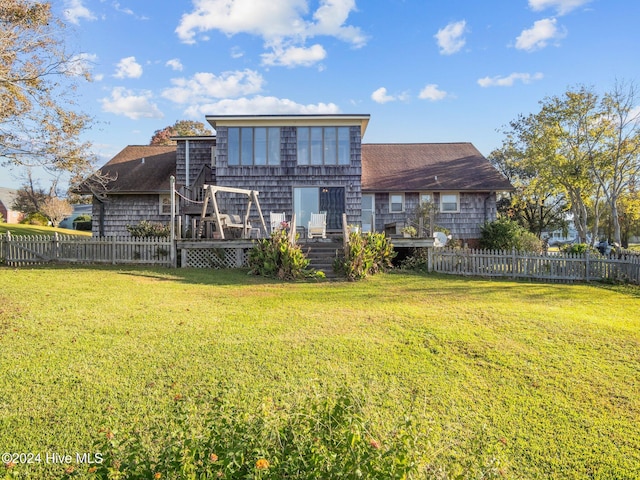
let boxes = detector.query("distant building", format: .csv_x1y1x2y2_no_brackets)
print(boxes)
0,187,23,224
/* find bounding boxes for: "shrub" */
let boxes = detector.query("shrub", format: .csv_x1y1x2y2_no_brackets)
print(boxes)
126,220,170,238
480,218,542,253
560,243,598,255
20,212,49,226
335,232,396,281
248,228,321,280
73,214,92,231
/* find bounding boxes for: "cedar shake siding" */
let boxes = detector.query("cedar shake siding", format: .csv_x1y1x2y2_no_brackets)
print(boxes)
92,194,170,236
77,145,177,237
175,137,216,188
362,143,511,242
211,125,363,229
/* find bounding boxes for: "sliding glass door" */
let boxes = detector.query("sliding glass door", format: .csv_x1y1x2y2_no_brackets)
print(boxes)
294,187,345,232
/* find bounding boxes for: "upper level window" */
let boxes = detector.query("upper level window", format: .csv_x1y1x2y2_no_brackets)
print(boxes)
297,127,350,165
228,127,280,166
420,193,433,205
440,193,460,213
159,194,173,215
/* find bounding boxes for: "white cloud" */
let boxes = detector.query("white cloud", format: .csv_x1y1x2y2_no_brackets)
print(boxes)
100,87,164,120
477,72,544,87
515,18,566,51
261,43,327,67
63,53,98,77
175,0,366,67
63,0,96,24
114,56,143,79
161,69,264,104
371,87,395,104
166,59,184,71
434,20,468,55
183,95,340,118
528,0,591,15
419,84,448,101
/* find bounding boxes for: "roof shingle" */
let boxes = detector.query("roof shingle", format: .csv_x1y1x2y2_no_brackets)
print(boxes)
362,143,512,192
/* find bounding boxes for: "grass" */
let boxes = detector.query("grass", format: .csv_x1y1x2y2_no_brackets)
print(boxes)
0,223,92,237
0,266,639,478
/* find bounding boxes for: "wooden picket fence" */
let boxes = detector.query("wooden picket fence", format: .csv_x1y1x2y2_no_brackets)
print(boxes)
430,248,640,284
0,232,173,267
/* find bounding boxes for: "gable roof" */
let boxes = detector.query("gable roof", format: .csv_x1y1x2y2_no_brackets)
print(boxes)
361,143,512,192
80,145,177,194
0,187,18,209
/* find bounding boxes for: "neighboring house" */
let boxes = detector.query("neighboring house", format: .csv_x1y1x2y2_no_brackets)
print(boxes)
59,204,93,230
0,187,23,224
80,114,512,243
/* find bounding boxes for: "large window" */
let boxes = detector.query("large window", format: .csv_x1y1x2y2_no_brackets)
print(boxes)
440,193,460,213
297,127,350,165
228,127,280,166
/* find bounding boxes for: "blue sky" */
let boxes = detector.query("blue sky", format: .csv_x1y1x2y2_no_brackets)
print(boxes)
2,0,639,190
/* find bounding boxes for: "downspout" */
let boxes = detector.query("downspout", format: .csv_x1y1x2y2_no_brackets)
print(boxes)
94,195,105,237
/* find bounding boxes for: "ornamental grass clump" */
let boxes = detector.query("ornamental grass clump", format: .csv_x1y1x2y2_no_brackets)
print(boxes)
336,232,396,281
248,228,322,280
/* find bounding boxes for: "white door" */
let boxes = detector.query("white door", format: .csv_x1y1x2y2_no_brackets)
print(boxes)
361,194,375,232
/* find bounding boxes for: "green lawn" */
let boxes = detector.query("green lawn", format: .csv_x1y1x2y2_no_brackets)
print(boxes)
0,223,91,237
0,267,638,479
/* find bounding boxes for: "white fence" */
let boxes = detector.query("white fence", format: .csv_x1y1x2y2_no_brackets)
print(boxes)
0,233,173,267
430,248,640,284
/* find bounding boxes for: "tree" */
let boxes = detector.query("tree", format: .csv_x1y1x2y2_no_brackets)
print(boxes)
489,139,568,238
40,197,72,227
149,120,213,145
0,0,93,176
588,81,640,246
12,170,54,214
492,85,638,245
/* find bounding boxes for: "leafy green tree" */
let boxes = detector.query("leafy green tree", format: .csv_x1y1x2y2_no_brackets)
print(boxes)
149,120,213,145
493,84,640,246
0,0,93,176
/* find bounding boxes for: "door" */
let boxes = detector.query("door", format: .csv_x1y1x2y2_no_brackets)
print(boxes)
362,194,375,232
294,187,345,232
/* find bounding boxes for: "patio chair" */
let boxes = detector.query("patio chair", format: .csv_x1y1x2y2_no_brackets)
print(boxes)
269,212,287,233
308,212,327,239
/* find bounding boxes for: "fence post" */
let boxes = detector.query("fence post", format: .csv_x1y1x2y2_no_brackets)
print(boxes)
428,246,433,272
512,247,517,280
52,232,60,261
585,252,590,282
111,236,117,265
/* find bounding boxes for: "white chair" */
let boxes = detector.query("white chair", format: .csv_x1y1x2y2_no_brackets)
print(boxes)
308,212,327,239
269,212,286,232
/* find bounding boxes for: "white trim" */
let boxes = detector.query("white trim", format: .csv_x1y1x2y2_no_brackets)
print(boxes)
439,192,460,213
389,192,405,213
207,114,370,136
159,194,172,215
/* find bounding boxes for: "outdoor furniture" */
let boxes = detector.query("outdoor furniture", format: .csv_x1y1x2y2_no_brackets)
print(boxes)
269,212,286,232
308,212,327,239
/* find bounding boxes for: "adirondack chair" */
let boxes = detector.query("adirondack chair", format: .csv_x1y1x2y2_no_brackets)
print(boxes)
308,212,327,239
269,212,286,232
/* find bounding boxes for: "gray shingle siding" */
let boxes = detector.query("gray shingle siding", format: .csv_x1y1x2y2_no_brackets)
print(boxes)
208,126,362,228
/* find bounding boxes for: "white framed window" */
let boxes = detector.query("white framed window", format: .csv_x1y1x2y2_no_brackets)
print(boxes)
159,194,172,215
440,192,460,213
389,193,404,213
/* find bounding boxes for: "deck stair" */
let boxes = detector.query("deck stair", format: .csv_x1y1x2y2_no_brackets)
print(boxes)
301,239,343,278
